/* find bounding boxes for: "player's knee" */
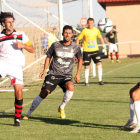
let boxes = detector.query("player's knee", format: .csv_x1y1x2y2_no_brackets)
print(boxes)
15,90,23,100
67,84,74,91
40,89,50,99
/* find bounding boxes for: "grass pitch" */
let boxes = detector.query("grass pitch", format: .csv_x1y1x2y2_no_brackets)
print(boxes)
0,57,140,140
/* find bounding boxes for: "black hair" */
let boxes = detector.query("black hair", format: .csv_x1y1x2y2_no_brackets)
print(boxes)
87,18,94,22
0,12,15,26
63,25,73,33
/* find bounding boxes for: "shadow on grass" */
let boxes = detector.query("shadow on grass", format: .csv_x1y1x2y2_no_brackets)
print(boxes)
0,113,125,130
26,116,122,130
75,81,136,85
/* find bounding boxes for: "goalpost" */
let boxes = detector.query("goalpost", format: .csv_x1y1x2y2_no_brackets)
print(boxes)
0,0,96,91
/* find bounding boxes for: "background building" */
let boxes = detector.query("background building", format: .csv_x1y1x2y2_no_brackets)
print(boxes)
98,0,140,58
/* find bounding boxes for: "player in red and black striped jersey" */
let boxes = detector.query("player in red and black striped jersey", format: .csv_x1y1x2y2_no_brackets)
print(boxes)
0,12,34,126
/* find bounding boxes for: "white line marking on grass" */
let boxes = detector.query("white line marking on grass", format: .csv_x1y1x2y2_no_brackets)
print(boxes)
1,62,140,115
0,89,62,115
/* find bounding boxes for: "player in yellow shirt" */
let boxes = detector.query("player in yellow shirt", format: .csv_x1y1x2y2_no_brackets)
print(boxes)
48,27,57,48
76,18,105,86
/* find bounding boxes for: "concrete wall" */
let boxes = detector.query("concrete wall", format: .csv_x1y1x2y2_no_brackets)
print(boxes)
106,2,140,57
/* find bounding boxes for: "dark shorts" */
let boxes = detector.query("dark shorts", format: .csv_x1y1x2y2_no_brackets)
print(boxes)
83,51,101,66
41,74,73,93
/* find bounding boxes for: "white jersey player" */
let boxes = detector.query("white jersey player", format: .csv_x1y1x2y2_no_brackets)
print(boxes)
0,12,34,126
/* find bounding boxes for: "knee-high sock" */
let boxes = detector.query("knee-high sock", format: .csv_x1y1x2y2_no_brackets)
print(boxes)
134,101,140,125
110,53,113,60
84,69,89,84
60,90,74,109
97,65,102,82
15,98,23,121
129,98,137,123
115,52,119,60
26,95,43,116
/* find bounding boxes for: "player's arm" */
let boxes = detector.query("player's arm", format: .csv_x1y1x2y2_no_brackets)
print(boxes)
76,29,84,45
104,37,110,45
47,35,50,48
74,58,83,83
39,57,50,79
40,44,54,79
113,28,118,33
15,40,34,53
74,46,83,83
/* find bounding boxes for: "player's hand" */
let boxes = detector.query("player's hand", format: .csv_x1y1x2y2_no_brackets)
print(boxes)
74,74,80,83
39,71,46,79
102,44,107,55
15,40,24,49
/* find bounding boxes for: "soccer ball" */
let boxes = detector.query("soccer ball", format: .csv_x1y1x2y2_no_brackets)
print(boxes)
98,18,113,33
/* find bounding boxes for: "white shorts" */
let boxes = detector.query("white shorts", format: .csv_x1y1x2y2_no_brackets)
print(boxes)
0,61,23,86
109,43,118,53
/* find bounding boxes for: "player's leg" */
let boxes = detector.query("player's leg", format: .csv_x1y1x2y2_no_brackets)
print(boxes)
8,66,24,126
58,80,74,119
113,44,121,63
23,74,58,119
121,84,139,129
13,84,23,126
83,52,91,86
92,51,105,85
129,83,140,133
109,43,114,63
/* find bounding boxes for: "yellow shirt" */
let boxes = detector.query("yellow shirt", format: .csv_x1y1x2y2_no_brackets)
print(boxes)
77,27,102,52
49,33,57,47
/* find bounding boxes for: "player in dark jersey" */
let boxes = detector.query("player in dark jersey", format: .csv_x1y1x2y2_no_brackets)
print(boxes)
104,29,120,63
23,25,83,119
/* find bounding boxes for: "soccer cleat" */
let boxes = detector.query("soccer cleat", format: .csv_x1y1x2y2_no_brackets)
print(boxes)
23,115,30,120
14,119,20,127
121,120,137,129
98,81,105,85
129,125,140,133
85,83,89,86
58,107,66,119
111,60,114,63
117,60,121,63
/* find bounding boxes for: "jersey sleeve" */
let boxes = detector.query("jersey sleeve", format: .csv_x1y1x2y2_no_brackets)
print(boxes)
105,33,109,38
22,32,32,46
75,45,83,59
113,31,116,34
77,29,85,40
46,43,54,57
97,29,102,38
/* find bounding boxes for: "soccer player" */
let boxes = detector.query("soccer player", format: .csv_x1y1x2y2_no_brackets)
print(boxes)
48,27,57,48
104,28,120,63
121,83,140,133
0,12,34,126
76,18,105,86
23,25,83,120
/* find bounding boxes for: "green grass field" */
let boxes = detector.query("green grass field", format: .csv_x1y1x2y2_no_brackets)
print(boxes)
0,57,140,140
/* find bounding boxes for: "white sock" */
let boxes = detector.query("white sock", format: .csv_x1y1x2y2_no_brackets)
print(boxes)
134,101,140,125
59,90,74,109
85,69,89,84
26,95,43,116
129,98,137,123
97,64,102,82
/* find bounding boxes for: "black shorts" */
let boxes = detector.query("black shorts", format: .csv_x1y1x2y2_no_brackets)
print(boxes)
41,74,73,93
83,51,101,66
